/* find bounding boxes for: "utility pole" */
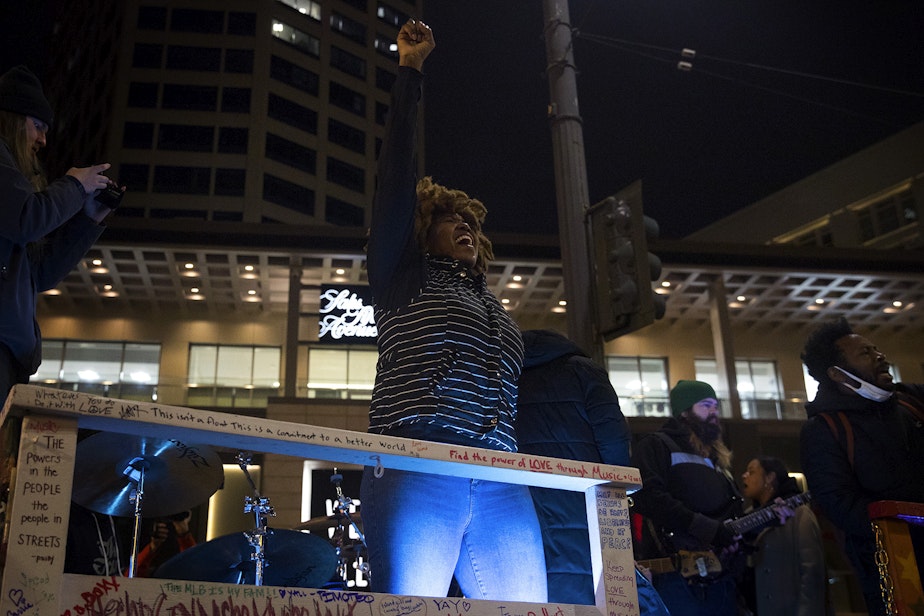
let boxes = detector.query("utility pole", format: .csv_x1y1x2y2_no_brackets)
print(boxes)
542,0,603,364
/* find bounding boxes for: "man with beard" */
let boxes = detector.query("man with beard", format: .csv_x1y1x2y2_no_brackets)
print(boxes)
630,380,744,616
800,317,924,616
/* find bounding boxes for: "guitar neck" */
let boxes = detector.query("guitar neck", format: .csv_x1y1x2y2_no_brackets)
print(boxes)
635,557,676,575
725,491,812,536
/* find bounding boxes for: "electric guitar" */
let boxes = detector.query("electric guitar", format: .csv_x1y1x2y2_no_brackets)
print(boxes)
636,491,813,578
725,490,813,536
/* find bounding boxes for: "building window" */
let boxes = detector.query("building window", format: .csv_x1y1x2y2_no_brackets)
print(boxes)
375,101,388,126
215,168,246,196
338,0,368,11
221,87,252,113
123,122,154,149
32,339,161,402
326,157,365,192
127,82,158,108
376,3,408,27
218,127,249,154
375,67,396,92
268,93,318,134
306,347,376,399
270,55,320,96
166,45,221,71
694,358,783,419
373,33,398,59
605,356,669,417
790,227,833,248
327,118,365,154
330,12,366,45
263,174,315,215
118,164,150,191
137,6,167,30
171,8,224,34
329,82,365,117
266,133,317,173
856,188,919,244
228,11,257,36
330,46,366,79
224,49,254,73
326,196,365,227
157,124,214,152
187,344,281,408
271,20,321,57
153,166,211,195
162,84,218,111
132,43,163,69
277,0,322,22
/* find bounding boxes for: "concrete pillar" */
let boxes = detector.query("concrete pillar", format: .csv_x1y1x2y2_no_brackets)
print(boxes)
709,276,742,419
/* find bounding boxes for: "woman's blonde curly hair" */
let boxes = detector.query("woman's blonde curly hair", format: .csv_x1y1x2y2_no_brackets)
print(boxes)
414,176,494,274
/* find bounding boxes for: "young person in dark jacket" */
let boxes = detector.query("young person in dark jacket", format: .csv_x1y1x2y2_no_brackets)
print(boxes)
517,329,668,614
630,380,744,616
740,456,826,616
359,21,546,600
800,317,924,616
0,65,116,402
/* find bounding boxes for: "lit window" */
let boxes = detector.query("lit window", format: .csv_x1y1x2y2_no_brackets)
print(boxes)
276,0,321,21
605,356,669,417
307,348,377,399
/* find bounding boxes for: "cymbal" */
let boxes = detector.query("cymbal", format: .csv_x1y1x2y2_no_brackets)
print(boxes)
296,512,362,534
72,432,224,517
153,529,337,588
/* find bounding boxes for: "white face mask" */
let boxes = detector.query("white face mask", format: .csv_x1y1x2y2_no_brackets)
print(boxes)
832,366,893,402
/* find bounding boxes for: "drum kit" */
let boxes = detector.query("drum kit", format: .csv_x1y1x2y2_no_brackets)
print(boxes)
295,469,370,589
72,433,368,588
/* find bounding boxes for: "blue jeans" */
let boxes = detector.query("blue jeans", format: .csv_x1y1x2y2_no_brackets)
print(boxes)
360,467,547,600
652,571,737,616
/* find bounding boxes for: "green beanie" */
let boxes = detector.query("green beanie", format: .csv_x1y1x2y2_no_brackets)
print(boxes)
670,380,718,416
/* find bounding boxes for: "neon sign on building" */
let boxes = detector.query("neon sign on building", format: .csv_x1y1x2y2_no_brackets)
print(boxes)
318,285,378,343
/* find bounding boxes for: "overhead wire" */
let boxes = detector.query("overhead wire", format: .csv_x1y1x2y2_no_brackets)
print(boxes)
576,31,923,127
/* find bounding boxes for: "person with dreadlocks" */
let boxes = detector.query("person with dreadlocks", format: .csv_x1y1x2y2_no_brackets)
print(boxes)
359,20,546,600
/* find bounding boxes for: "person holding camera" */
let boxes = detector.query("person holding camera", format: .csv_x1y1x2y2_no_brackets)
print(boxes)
0,64,120,402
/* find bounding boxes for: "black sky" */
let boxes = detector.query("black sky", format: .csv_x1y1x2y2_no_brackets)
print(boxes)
3,2,922,240
421,1,924,239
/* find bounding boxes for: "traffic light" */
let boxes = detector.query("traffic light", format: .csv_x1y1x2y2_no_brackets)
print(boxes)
588,181,666,339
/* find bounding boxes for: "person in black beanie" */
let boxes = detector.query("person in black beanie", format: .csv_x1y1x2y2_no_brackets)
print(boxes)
0,64,119,403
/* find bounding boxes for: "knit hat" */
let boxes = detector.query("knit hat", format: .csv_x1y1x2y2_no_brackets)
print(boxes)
669,380,718,416
0,65,53,126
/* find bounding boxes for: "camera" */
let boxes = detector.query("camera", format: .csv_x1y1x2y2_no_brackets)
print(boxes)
95,181,124,209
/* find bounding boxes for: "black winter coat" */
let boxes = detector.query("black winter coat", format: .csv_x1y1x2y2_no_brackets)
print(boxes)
516,329,631,604
800,382,924,615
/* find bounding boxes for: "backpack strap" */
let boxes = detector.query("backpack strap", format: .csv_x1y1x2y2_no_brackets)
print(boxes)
895,391,924,424
817,411,855,470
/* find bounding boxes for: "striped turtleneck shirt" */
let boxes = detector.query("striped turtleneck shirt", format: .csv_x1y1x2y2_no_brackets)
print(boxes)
366,67,523,452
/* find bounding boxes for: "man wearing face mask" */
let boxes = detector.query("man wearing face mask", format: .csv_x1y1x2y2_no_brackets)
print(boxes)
800,317,924,616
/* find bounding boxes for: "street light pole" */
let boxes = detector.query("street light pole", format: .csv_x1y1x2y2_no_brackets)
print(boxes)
542,0,603,364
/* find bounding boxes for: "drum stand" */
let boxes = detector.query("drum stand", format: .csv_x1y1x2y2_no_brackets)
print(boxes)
329,469,370,584
123,457,150,578
237,452,276,586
